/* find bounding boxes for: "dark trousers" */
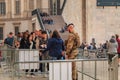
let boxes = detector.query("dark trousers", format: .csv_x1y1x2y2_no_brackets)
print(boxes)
108,54,115,64
25,69,34,75
39,55,49,72
39,55,43,72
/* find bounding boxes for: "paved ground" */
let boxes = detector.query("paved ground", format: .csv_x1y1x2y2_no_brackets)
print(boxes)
117,66,120,80
0,62,120,80
0,72,48,80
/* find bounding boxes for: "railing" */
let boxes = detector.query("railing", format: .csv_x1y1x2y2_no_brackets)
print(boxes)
0,45,119,80
78,48,108,59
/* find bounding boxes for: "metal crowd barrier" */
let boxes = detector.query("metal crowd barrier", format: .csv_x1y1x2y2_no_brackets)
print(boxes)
0,45,118,80
78,48,108,59
13,59,108,80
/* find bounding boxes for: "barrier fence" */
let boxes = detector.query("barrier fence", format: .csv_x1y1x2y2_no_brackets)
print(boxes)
0,44,118,80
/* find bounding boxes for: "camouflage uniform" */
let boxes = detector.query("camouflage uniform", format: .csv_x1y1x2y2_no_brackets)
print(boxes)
65,31,80,80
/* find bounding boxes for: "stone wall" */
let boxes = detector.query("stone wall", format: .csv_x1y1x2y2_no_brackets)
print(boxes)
62,0,120,45
0,0,49,39
62,0,82,41
2,20,32,39
86,0,120,44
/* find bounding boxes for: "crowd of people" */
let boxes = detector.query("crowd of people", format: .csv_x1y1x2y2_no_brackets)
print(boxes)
2,29,49,77
40,12,54,25
59,23,68,33
0,23,81,80
79,34,120,66
0,23,120,80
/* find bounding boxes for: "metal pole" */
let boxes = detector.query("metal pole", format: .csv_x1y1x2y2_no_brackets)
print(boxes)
81,61,84,80
94,61,97,80
108,55,118,80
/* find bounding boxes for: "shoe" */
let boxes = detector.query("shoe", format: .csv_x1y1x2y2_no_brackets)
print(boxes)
31,75,35,78
118,64,120,67
26,74,30,77
108,67,113,71
38,70,42,74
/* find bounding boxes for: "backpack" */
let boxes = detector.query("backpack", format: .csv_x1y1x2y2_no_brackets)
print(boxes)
73,33,80,48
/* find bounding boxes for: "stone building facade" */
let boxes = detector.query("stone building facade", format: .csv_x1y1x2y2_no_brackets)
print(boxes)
1,0,120,45
0,0,49,40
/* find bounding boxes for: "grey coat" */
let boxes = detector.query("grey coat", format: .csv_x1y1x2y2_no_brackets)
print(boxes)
108,39,118,54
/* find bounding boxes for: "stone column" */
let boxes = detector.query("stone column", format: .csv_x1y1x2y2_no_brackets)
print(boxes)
82,0,86,42
6,0,12,18
23,0,27,17
20,0,24,17
26,0,31,17
34,0,37,9
11,0,15,18
41,0,49,13
36,0,42,9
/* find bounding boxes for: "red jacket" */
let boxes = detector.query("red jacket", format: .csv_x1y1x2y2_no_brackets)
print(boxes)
116,38,120,53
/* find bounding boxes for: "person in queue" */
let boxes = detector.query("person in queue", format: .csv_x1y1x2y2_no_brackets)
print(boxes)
42,30,65,60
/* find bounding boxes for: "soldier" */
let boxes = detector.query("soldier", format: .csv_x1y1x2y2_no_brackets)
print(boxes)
65,23,80,80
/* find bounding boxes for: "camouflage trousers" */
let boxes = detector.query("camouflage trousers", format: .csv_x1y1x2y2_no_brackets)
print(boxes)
68,50,78,80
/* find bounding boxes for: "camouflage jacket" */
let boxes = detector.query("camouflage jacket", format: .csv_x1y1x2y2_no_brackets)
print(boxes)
65,32,80,55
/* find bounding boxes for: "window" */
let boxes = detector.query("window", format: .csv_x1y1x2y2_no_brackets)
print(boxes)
29,0,34,10
0,1,6,15
0,27,3,40
97,0,120,6
32,23,35,31
13,22,20,35
15,26,19,35
15,0,20,14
